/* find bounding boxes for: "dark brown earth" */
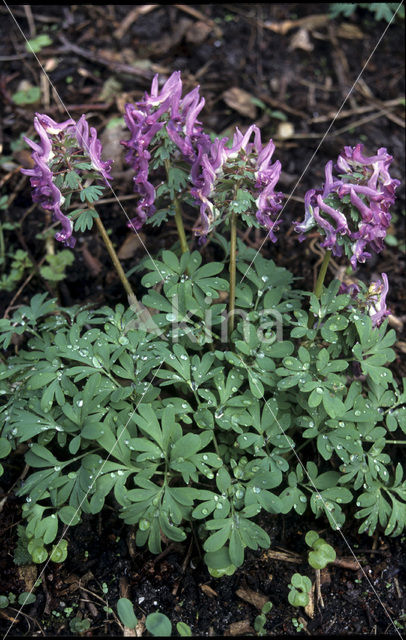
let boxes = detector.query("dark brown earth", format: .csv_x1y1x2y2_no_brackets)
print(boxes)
0,4,405,637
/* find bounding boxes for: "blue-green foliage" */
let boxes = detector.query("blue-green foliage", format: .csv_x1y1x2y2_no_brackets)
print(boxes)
0,243,405,572
329,3,404,22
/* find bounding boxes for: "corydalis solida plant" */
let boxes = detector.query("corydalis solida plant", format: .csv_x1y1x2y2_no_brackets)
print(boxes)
6,70,405,577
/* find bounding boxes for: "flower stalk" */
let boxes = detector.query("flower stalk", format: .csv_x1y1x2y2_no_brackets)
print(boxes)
228,211,238,338
308,249,331,328
164,159,188,254
92,208,137,302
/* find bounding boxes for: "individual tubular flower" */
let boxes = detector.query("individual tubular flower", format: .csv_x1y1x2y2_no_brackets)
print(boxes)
293,144,400,269
366,272,390,327
22,113,113,248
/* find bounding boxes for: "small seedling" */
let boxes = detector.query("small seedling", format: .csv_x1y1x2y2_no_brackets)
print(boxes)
305,530,336,570
288,573,312,608
69,616,91,634
254,601,273,635
292,617,305,632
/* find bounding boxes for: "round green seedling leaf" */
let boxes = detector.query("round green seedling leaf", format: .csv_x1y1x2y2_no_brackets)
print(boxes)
308,542,336,569
176,621,192,636
304,530,319,547
145,612,172,637
0,595,10,608
50,539,67,563
18,592,36,606
30,545,48,564
288,589,309,608
117,598,137,629
288,573,312,608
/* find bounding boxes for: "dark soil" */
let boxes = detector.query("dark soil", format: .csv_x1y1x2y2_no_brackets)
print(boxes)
0,4,405,637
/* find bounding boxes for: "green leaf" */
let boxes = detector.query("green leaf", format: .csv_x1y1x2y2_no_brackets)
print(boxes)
145,612,172,637
12,86,41,105
176,621,192,636
117,598,137,629
18,592,36,606
25,34,52,52
50,539,68,563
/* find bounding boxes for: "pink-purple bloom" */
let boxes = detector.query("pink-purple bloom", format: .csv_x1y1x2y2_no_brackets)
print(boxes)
122,71,211,232
190,124,284,240
122,72,283,241
293,144,400,269
22,113,112,248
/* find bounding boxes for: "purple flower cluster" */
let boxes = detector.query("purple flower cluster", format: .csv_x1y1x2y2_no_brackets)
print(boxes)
122,71,211,231
294,144,400,269
190,124,284,241
122,72,284,241
22,114,112,248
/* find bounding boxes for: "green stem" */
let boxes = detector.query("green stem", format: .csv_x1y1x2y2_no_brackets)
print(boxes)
228,211,237,338
386,440,406,445
164,159,188,254
174,197,189,254
314,249,332,299
308,249,332,329
93,213,137,302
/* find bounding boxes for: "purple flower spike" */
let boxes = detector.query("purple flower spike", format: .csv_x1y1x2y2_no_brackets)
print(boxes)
294,143,400,269
367,273,390,327
22,113,113,248
22,115,76,248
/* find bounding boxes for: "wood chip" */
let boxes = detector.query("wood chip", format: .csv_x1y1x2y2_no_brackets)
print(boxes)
396,341,406,354
114,5,157,40
81,243,102,276
200,584,218,598
17,564,38,592
236,587,268,610
224,620,254,636
185,20,213,44
289,28,314,52
264,14,330,35
388,314,404,332
117,232,146,260
337,22,364,39
222,87,257,119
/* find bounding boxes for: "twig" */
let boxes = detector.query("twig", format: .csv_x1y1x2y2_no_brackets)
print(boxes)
113,5,157,40
23,4,36,37
58,34,154,80
355,81,405,128
286,109,400,140
308,97,404,124
257,92,308,119
174,4,222,37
